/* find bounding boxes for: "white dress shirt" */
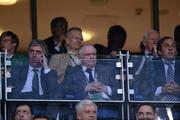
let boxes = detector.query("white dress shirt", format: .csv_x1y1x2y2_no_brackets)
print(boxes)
21,65,50,95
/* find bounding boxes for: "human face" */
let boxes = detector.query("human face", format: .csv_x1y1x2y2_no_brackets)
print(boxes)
28,45,43,68
159,38,176,60
52,23,67,38
144,32,159,53
15,105,32,120
67,30,83,51
77,105,97,120
0,36,16,53
80,46,96,68
136,105,156,120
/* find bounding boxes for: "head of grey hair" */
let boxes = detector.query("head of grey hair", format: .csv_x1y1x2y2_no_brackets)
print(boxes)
76,99,97,113
78,44,96,59
143,29,159,42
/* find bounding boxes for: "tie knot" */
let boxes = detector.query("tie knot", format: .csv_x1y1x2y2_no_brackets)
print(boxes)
86,68,92,73
164,61,173,66
32,68,38,72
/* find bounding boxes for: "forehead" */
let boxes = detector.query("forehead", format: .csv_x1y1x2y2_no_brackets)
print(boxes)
16,105,31,111
83,105,96,110
83,46,96,53
162,38,175,45
29,45,42,51
138,105,154,113
1,36,12,39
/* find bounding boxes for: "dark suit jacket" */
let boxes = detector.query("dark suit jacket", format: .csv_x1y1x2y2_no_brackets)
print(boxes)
152,58,180,90
63,64,120,100
9,65,63,99
44,36,67,55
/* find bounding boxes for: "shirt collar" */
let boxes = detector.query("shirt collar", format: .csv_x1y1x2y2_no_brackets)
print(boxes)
82,65,95,72
29,65,41,72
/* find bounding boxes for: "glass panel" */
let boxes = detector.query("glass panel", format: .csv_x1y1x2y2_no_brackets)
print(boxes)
6,101,123,120
129,104,180,120
129,55,180,102
7,58,123,101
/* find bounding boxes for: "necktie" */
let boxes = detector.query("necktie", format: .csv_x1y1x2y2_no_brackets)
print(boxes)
165,61,174,82
86,68,94,83
160,62,177,105
32,69,39,97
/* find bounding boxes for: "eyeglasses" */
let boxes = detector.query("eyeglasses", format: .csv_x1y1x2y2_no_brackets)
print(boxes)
0,38,12,43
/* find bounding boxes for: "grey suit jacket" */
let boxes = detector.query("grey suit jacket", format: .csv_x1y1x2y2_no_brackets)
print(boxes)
63,64,120,100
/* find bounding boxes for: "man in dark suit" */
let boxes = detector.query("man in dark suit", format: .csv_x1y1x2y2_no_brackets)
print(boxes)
44,17,68,56
63,44,119,100
130,30,160,100
9,39,62,99
152,36,180,119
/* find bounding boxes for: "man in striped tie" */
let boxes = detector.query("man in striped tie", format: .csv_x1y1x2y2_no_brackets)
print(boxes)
153,36,180,119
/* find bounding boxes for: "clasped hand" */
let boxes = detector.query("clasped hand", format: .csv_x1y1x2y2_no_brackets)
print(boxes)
85,81,107,93
162,80,180,94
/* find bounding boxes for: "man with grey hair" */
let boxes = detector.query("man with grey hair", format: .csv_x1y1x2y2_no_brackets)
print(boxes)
132,30,160,100
9,39,62,99
63,44,119,100
140,30,160,57
76,99,97,120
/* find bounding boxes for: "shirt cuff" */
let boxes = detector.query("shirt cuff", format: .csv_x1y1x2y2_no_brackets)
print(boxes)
44,68,51,74
155,86,162,96
107,86,112,96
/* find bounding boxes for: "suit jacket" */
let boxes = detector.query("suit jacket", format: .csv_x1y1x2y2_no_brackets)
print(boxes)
49,53,73,83
152,58,180,91
9,65,63,99
44,36,67,55
63,64,120,100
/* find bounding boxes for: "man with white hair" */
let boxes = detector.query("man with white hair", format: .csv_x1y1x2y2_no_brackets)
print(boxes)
63,44,119,100
76,99,97,120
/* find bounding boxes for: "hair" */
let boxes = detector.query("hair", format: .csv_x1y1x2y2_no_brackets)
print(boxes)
32,114,49,120
76,99,97,113
107,25,127,52
67,27,83,40
28,39,49,57
15,103,33,114
136,103,156,113
78,44,96,58
156,36,175,52
174,25,180,43
140,30,159,52
0,31,19,51
50,17,68,34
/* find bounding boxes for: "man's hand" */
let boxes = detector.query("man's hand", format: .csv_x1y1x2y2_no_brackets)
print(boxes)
41,54,49,70
162,81,180,94
85,81,108,93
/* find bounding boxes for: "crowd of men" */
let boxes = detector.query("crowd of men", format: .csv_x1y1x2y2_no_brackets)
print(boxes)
0,16,180,120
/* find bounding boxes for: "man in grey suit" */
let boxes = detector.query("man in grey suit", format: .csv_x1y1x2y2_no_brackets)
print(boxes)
9,39,62,99
63,44,119,100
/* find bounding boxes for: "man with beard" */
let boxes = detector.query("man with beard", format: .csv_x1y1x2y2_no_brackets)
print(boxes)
9,39,62,99
136,104,157,120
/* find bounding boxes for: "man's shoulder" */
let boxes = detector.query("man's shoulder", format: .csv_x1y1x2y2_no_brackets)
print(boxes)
44,36,53,42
